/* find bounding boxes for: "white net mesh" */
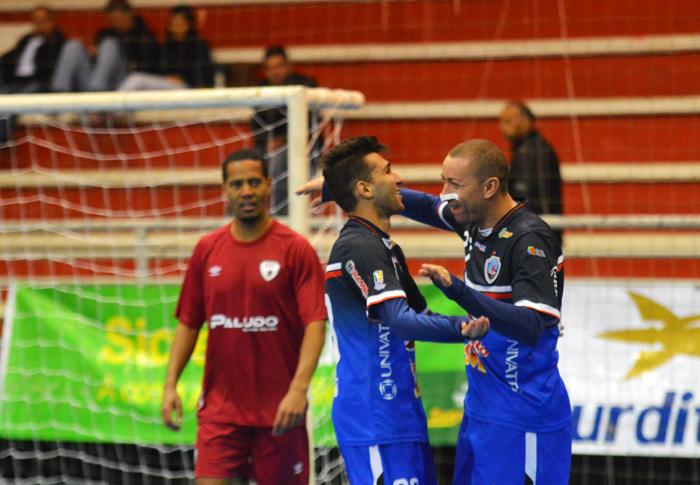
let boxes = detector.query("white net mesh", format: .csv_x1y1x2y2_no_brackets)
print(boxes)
0,87,362,484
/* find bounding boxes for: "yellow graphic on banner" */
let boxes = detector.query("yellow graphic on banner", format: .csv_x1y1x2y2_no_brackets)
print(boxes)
598,292,700,380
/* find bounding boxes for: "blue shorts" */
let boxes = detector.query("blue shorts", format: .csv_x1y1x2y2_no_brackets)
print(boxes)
454,416,572,485
340,441,438,485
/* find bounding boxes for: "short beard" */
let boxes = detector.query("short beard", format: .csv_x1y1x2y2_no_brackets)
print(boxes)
237,212,263,225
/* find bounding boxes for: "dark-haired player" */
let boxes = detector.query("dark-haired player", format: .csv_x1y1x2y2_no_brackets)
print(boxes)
298,139,572,484
321,136,489,485
162,149,326,485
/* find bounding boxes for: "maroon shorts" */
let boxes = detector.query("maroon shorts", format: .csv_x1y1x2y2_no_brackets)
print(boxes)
194,421,309,485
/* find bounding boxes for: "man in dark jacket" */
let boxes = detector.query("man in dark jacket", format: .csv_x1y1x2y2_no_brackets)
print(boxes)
0,6,66,143
250,46,320,216
499,101,563,242
0,6,65,94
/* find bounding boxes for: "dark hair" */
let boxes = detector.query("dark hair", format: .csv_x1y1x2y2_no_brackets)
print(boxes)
222,149,268,182
104,0,131,13
168,5,195,38
264,45,288,61
321,136,388,213
34,5,55,18
509,101,535,122
448,139,510,195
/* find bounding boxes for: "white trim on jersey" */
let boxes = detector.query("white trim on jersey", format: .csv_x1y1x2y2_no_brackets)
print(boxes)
515,300,561,319
366,290,407,307
326,262,342,272
525,432,537,484
557,254,565,265
369,446,383,485
465,277,513,293
419,307,429,315
437,200,451,228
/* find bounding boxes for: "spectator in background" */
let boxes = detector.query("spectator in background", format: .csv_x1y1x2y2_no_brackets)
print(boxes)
499,101,562,213
51,0,159,93
0,6,65,95
499,101,563,244
118,5,214,91
0,6,66,143
250,46,319,215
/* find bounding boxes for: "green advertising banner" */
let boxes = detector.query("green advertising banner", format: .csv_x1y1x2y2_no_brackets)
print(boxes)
0,284,467,446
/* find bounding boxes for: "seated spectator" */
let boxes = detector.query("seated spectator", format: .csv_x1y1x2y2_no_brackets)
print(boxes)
117,5,214,91
51,0,159,93
0,6,66,143
0,6,65,95
249,46,320,215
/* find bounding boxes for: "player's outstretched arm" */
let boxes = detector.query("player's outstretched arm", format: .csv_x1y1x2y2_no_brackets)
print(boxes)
273,319,326,436
420,263,556,347
373,297,483,342
162,323,200,431
294,176,326,208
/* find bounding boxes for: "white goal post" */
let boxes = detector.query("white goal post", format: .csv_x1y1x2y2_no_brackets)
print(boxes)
0,86,363,485
0,86,364,239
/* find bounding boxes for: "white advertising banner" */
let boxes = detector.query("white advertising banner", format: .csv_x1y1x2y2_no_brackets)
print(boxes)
559,281,700,457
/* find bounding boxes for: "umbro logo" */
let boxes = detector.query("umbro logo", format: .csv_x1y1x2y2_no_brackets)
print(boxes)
208,266,222,277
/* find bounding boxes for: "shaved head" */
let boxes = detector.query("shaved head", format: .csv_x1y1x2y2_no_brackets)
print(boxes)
447,139,509,195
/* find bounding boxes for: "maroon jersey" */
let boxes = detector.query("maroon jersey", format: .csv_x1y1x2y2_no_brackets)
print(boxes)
176,220,326,426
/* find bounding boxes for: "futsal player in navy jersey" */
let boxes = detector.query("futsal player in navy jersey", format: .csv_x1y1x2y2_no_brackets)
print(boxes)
415,139,572,484
298,138,572,484
320,136,489,485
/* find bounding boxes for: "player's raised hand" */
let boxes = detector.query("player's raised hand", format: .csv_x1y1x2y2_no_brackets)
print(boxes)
294,176,326,208
161,386,183,431
461,316,490,339
419,264,452,287
273,387,307,436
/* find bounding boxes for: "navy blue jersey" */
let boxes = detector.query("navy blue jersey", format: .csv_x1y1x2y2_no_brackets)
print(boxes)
401,190,571,433
325,217,430,446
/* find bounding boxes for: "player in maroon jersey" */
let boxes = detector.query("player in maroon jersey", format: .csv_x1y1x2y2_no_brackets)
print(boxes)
161,149,326,485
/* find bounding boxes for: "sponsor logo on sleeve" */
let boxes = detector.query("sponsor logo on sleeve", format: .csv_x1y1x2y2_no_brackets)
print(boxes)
373,270,386,291
499,227,513,238
345,260,369,298
527,246,546,257
259,260,281,281
484,254,501,283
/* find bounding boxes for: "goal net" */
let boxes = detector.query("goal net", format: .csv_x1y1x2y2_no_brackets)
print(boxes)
0,87,362,484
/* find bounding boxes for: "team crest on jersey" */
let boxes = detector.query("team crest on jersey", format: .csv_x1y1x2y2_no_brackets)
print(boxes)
373,270,386,290
465,340,490,374
499,227,513,238
484,254,501,283
259,260,281,281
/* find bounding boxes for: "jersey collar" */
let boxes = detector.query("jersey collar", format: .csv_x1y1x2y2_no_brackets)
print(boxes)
492,198,528,234
348,216,390,240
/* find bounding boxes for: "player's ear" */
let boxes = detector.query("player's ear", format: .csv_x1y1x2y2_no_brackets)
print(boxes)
356,179,373,200
483,177,500,199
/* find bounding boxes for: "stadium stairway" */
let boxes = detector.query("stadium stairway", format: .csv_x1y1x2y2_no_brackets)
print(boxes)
1,0,700,283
